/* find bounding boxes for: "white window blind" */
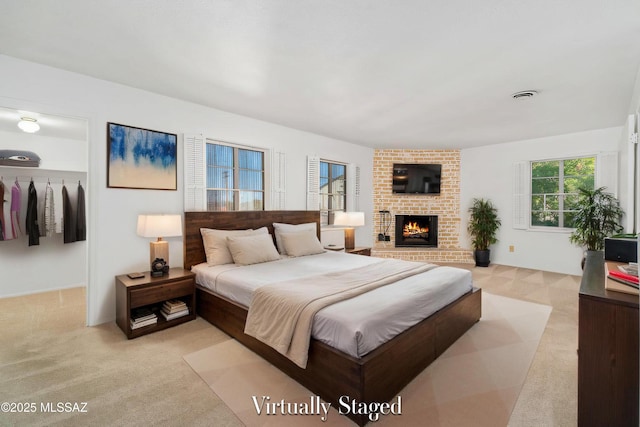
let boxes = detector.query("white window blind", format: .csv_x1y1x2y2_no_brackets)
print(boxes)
306,155,320,210
347,163,361,211
512,161,529,229
272,151,286,210
184,133,206,211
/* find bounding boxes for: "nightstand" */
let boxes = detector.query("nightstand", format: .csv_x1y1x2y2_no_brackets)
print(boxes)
115,268,196,339
346,247,371,256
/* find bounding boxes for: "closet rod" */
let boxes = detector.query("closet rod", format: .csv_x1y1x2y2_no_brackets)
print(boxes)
2,176,83,185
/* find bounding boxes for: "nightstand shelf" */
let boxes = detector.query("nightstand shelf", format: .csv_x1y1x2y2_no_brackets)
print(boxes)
115,268,196,339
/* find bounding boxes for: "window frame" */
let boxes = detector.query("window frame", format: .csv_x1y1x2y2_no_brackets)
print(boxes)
205,139,268,212
319,159,347,225
529,155,596,231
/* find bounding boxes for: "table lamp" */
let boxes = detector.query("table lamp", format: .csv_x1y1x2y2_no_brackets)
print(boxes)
137,214,183,269
334,211,365,250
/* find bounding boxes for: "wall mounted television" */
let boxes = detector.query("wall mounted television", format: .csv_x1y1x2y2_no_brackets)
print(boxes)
392,163,442,194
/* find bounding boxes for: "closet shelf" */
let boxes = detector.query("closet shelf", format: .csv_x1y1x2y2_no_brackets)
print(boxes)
0,166,86,184
0,165,87,174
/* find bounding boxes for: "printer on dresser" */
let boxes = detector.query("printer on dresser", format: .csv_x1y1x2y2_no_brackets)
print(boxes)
604,236,638,263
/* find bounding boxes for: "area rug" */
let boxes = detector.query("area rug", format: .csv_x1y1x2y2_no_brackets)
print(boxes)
184,292,551,426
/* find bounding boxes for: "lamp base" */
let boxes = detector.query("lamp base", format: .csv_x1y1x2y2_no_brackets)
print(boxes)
150,239,169,267
344,228,355,250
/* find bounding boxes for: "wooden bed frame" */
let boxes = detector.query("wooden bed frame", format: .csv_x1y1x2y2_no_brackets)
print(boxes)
184,210,481,426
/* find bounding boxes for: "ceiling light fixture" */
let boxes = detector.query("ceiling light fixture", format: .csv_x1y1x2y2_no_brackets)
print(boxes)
18,117,40,133
511,90,538,100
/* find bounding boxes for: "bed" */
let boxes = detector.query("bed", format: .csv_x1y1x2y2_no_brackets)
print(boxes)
184,210,481,426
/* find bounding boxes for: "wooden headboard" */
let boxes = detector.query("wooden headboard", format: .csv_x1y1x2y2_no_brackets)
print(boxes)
183,210,321,269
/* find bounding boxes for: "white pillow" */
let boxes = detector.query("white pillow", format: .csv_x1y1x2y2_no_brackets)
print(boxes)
273,222,317,255
279,230,325,257
226,233,281,266
200,227,268,265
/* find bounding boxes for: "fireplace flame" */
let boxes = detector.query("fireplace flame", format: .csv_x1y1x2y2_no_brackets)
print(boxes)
403,221,429,237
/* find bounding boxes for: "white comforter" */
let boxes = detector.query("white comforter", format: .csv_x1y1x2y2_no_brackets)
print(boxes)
192,251,473,358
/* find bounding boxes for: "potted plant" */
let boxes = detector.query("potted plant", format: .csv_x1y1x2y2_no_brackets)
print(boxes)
569,186,624,267
467,198,501,267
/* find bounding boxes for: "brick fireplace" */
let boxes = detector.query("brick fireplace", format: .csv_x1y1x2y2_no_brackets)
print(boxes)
372,149,473,263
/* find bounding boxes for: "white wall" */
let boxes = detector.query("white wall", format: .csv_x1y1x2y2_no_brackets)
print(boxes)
630,64,640,265
0,54,374,325
461,127,623,276
618,115,636,233
0,129,87,297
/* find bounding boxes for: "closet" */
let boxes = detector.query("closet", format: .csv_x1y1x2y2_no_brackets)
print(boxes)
0,170,86,244
0,107,88,298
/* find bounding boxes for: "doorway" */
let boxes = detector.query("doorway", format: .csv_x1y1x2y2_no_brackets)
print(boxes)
0,106,89,323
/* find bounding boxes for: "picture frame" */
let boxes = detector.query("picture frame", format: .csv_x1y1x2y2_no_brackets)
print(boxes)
107,122,177,190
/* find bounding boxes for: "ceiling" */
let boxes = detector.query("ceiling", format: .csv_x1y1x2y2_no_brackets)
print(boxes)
1,0,639,149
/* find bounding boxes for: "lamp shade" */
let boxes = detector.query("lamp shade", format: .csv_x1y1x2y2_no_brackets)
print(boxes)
137,214,182,270
137,214,182,238
334,211,365,227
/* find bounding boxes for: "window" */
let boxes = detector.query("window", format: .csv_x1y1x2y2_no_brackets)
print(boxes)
206,141,265,211
319,161,346,225
530,156,595,228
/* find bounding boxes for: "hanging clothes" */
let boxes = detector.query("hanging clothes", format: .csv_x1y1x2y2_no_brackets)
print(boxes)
76,182,86,241
1,179,15,240
62,184,77,243
53,183,63,234
40,182,55,237
10,180,22,239
26,180,40,246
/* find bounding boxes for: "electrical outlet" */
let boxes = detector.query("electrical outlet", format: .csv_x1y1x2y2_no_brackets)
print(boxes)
509,245,515,252
384,235,391,241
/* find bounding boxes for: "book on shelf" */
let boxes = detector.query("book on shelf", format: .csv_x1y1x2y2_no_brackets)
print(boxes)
130,317,158,329
162,299,187,314
160,308,189,321
131,307,157,323
162,307,187,316
163,299,187,307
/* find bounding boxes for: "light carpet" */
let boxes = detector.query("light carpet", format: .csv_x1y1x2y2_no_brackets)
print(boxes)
184,292,551,426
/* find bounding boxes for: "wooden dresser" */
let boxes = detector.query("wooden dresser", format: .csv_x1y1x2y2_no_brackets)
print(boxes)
578,253,639,426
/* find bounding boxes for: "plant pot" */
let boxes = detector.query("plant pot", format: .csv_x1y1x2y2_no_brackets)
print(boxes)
474,249,491,267
581,250,604,270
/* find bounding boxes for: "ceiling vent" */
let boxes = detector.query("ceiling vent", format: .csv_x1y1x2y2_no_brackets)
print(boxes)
512,90,538,100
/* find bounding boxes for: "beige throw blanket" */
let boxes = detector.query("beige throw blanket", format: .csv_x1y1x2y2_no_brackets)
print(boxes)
244,258,438,368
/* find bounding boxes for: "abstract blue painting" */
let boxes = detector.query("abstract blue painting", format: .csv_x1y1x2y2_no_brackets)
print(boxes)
107,123,177,190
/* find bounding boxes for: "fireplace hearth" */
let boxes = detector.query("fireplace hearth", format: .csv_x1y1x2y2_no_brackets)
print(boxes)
395,215,438,247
